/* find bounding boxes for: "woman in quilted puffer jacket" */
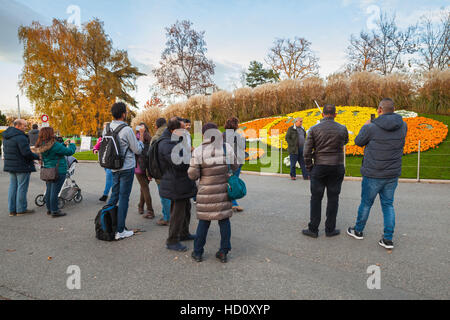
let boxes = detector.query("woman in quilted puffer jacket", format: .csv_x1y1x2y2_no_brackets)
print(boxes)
188,122,238,263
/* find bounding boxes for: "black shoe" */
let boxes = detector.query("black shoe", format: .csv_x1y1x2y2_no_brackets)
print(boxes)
302,229,318,238
379,238,394,250
326,229,341,237
51,211,67,218
215,251,228,263
99,195,108,202
166,242,188,252
191,251,203,262
47,211,51,216
347,227,364,240
180,234,196,241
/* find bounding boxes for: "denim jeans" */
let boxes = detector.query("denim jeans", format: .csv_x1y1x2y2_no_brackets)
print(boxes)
107,168,135,233
231,165,243,207
194,218,231,256
157,184,171,222
103,168,113,197
308,165,345,233
290,146,309,179
8,172,31,213
45,174,66,213
354,177,398,241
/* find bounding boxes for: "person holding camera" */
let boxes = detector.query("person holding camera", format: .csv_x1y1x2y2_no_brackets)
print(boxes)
347,98,407,250
33,127,76,218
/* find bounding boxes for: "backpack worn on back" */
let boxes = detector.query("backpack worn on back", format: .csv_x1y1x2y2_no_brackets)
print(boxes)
137,143,150,174
95,205,118,241
147,137,164,180
99,123,128,170
222,144,247,200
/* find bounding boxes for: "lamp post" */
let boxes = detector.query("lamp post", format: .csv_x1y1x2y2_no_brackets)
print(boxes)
16,95,21,119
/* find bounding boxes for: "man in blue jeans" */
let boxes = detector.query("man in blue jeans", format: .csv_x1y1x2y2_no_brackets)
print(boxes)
2,119,39,216
104,102,145,240
347,98,407,250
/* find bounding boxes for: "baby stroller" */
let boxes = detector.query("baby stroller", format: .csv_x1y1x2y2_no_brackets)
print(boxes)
35,156,83,209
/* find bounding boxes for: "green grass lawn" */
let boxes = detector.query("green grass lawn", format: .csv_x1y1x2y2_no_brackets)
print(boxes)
73,151,98,161
74,114,450,180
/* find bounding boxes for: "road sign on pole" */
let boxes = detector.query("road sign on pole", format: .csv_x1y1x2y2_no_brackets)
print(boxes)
41,114,49,123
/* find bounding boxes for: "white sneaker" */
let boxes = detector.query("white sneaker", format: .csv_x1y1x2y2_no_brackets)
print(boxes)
115,230,134,240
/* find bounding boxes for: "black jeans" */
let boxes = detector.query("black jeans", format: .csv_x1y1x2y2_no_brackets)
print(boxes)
166,198,192,245
308,165,345,234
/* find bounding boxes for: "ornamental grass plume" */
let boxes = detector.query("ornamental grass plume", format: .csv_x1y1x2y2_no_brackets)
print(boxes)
233,87,254,122
415,69,450,115
131,107,162,135
210,90,233,126
380,73,415,109
326,73,350,106
349,72,382,107
185,95,211,124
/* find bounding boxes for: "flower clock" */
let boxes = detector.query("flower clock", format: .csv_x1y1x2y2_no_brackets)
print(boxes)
239,106,447,157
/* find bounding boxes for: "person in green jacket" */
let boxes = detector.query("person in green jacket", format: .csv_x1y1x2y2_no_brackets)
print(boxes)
33,127,76,218
285,118,310,180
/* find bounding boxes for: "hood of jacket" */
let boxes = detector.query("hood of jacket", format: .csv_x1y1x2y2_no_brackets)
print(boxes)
2,127,26,140
32,140,55,154
373,113,404,132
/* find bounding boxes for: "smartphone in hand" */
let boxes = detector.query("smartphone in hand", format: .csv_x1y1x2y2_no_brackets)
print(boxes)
371,114,375,122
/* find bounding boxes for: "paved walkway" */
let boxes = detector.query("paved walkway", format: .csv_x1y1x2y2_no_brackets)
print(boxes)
0,162,449,300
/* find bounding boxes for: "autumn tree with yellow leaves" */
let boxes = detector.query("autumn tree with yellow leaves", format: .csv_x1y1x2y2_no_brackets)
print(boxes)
18,19,144,136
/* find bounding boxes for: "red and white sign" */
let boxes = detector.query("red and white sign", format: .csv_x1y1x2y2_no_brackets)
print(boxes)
41,114,49,122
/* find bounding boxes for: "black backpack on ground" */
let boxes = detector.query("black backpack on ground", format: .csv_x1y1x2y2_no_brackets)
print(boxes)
147,137,164,180
99,123,128,170
95,205,118,241
137,142,150,174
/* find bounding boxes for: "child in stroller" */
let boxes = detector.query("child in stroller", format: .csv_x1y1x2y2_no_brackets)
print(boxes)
35,156,83,209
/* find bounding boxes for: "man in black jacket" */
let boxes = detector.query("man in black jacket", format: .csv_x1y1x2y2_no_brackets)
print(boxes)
302,105,349,238
2,119,39,216
347,98,407,250
158,117,197,252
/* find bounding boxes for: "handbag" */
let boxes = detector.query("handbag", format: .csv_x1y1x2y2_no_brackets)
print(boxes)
223,144,247,201
40,157,60,182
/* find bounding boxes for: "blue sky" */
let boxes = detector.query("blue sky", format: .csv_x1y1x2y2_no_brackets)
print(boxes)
0,0,448,113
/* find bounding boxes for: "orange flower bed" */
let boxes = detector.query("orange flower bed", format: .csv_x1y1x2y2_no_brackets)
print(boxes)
345,117,448,155
403,117,448,153
239,117,281,139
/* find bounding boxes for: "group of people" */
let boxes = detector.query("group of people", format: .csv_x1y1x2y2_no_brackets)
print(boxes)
2,97,407,264
92,103,246,263
3,120,76,217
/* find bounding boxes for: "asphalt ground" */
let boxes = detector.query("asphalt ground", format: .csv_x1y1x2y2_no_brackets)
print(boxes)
0,161,449,300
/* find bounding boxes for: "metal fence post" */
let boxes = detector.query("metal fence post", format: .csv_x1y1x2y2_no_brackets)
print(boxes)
280,146,283,174
343,145,346,177
417,140,421,182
